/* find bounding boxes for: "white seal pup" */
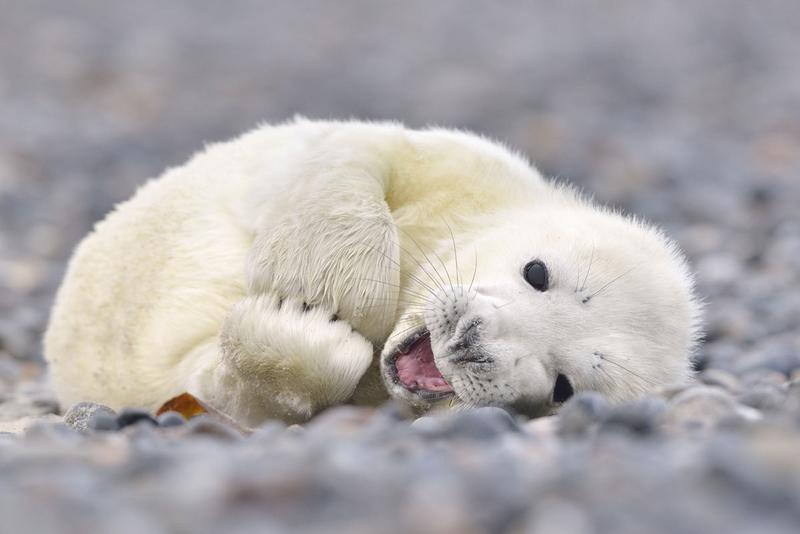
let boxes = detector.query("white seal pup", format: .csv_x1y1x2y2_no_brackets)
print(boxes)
44,118,702,425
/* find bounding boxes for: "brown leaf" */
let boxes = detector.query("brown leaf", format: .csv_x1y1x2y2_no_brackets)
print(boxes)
156,392,253,436
156,392,208,419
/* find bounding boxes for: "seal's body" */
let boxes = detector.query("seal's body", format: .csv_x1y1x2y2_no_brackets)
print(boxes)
45,119,701,425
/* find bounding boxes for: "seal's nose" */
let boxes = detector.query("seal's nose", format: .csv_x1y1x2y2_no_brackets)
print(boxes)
446,317,494,365
552,373,575,403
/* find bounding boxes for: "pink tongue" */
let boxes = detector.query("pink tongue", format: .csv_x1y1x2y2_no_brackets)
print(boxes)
395,334,454,393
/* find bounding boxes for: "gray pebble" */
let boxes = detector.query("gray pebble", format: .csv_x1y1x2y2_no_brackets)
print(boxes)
699,369,741,393
157,411,187,427
410,415,442,435
183,415,241,441
598,397,667,437
662,386,753,435
1,4,800,533
116,408,158,429
412,407,519,441
557,392,610,437
247,421,286,443
63,401,117,433
284,424,305,437
89,412,120,432
737,383,787,412
305,405,375,438
785,380,800,414
23,420,80,442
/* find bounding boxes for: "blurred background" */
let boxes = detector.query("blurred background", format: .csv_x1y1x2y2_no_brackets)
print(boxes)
2,3,800,533
1,0,799,377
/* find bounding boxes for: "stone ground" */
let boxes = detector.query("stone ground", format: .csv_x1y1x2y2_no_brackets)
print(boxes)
1,1,800,533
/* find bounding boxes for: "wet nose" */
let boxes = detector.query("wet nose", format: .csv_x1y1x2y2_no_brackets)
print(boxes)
448,318,493,365
450,317,481,351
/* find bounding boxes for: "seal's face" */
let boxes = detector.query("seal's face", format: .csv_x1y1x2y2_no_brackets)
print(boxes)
380,203,701,417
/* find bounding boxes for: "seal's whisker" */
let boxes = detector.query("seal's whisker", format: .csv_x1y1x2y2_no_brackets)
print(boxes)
357,301,427,314
396,227,451,294
383,234,445,296
468,245,478,298
587,263,639,300
493,298,515,309
361,295,426,306
358,296,428,313
355,243,443,303
401,223,456,303
436,246,456,303
598,353,659,388
355,277,439,304
441,216,462,297
396,241,447,295
580,241,596,291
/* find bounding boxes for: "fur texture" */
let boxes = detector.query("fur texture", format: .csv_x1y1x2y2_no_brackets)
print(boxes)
45,118,702,425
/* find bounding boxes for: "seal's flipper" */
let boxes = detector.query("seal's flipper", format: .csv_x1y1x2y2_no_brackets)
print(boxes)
189,294,373,425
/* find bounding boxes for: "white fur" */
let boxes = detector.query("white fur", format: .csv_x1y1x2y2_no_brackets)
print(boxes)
44,118,702,424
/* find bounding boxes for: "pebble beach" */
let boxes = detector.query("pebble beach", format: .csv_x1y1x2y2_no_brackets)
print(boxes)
1,2,800,533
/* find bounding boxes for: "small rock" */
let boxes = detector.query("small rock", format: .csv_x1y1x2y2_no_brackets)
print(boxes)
699,369,741,393
525,415,559,440
247,420,286,443
24,420,80,442
412,407,519,441
305,405,375,438
662,386,757,435
739,368,788,387
737,383,787,412
116,408,158,429
63,402,117,433
557,392,610,437
156,411,186,427
183,415,241,440
89,412,120,432
785,380,800,414
410,416,442,435
599,396,666,437
451,406,520,436
375,400,415,421
284,424,305,436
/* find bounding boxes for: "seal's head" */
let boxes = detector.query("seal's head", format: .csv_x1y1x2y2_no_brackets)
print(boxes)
381,191,702,417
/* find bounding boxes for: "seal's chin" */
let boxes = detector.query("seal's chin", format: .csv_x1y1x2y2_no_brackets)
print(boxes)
389,329,455,401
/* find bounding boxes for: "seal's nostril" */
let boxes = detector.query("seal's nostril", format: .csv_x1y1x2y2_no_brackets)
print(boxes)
552,373,574,403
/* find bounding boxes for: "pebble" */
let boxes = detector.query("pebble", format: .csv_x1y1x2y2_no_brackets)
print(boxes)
598,396,667,437
305,405,375,438
557,392,610,437
116,409,159,429
785,380,800,414
1,3,800,532
156,411,187,427
661,386,757,435
698,368,741,393
737,383,787,412
411,407,519,441
182,415,242,441
89,412,120,432
63,401,117,433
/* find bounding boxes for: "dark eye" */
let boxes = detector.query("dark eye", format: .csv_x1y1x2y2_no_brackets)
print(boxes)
523,260,549,291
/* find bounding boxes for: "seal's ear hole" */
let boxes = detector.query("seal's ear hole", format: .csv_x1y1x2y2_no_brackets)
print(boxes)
523,260,549,291
552,373,574,403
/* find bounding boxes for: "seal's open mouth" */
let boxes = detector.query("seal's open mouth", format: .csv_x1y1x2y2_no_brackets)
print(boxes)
391,330,454,397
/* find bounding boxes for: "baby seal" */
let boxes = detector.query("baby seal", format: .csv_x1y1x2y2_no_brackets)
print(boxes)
44,118,702,425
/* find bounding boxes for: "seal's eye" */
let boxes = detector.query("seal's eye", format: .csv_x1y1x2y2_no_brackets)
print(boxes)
523,260,549,291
